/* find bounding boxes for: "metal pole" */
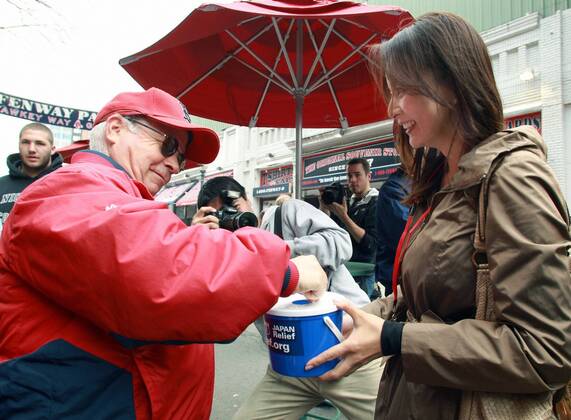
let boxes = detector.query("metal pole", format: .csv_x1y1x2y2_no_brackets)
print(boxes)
199,167,206,187
294,19,303,199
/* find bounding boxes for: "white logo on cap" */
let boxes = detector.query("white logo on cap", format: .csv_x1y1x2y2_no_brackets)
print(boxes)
180,102,192,124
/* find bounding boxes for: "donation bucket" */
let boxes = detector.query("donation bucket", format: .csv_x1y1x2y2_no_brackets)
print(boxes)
263,292,344,377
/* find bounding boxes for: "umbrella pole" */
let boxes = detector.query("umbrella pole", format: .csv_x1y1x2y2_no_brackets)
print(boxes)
294,19,303,200
295,91,303,199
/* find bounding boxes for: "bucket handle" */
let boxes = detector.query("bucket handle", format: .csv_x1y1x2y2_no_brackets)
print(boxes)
323,316,344,343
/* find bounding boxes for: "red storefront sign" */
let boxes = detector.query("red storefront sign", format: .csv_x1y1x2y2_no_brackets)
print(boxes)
504,112,541,134
260,166,293,186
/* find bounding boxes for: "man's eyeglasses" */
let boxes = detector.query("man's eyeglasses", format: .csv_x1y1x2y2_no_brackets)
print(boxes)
124,116,186,169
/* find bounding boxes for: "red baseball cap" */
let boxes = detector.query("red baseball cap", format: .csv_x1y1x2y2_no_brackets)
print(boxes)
94,87,220,168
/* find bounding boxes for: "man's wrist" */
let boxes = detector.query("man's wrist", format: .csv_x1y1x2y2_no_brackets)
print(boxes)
320,206,330,216
338,211,350,224
281,261,299,296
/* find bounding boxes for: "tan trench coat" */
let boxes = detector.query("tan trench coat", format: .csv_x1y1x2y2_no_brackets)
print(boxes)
366,127,571,419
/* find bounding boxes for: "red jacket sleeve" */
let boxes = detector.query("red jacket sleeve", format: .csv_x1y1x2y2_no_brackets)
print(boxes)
4,163,294,343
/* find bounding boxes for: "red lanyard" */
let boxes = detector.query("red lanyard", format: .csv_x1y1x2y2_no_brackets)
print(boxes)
392,206,431,304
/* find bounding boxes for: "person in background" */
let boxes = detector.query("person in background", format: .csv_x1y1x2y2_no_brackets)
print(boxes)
307,12,571,419
320,158,379,299
275,193,291,206
193,177,380,419
0,122,62,232
375,165,410,296
0,87,326,419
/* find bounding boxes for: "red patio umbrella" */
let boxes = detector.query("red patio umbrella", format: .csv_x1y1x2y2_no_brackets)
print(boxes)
120,0,412,197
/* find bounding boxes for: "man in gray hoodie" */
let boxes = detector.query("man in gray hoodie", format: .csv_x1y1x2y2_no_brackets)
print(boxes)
238,198,380,419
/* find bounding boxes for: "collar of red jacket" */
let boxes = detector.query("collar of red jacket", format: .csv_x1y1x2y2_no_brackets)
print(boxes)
71,150,155,200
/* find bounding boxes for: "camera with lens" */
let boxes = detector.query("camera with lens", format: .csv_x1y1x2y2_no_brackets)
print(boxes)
210,189,258,231
321,182,347,205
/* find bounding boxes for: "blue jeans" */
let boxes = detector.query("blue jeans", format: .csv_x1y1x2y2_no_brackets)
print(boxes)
354,273,377,300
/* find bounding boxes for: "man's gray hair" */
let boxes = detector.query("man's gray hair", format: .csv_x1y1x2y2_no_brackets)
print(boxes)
89,122,108,154
89,116,140,154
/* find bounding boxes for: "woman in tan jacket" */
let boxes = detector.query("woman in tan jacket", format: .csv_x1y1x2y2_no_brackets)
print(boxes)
307,12,571,419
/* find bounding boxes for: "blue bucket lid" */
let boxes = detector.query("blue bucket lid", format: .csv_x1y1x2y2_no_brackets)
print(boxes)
266,291,344,317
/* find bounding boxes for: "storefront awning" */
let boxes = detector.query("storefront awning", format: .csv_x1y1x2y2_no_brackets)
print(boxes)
175,169,235,207
176,182,201,206
155,182,197,204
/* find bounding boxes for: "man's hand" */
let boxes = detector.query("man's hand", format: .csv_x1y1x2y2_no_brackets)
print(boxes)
290,255,327,302
318,191,348,220
192,206,220,230
317,191,331,216
305,299,384,380
327,200,348,220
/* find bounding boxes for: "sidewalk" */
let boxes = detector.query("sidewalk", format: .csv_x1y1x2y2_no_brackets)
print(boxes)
211,323,346,419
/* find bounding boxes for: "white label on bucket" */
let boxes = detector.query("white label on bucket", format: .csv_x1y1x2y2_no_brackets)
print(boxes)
265,319,303,355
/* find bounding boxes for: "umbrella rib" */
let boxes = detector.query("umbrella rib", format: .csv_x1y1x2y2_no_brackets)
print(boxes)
251,19,296,127
302,19,336,91
303,19,346,127
237,15,264,27
338,17,371,31
318,18,379,67
307,34,376,93
225,28,293,91
177,20,276,98
272,17,299,90
232,56,292,93
309,58,364,94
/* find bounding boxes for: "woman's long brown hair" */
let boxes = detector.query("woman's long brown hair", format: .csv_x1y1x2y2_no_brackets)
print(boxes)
369,12,504,207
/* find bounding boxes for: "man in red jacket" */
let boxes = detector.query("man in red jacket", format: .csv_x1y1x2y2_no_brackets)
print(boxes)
0,88,326,419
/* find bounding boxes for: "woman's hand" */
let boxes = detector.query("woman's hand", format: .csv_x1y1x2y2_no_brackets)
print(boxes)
191,206,220,229
305,299,384,380
341,312,354,338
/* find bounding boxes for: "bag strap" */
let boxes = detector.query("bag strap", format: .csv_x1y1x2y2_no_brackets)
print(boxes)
273,205,283,239
472,177,495,321
472,158,505,322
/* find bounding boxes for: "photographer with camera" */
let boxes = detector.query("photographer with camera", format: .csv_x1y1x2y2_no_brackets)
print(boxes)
320,158,379,299
193,181,258,231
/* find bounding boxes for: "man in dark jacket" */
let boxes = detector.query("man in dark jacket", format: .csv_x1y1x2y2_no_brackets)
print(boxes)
375,166,410,296
0,123,63,231
320,158,379,299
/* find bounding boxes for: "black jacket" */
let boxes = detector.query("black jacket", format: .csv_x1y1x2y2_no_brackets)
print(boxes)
0,152,63,230
332,188,379,264
375,168,410,294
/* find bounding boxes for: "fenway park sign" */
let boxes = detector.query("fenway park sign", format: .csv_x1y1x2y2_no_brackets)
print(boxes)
0,91,97,130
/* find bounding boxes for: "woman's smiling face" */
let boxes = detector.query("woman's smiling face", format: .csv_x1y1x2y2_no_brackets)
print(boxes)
387,79,457,155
